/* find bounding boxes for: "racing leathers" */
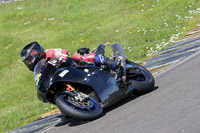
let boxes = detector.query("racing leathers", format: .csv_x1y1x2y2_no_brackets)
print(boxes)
45,48,119,69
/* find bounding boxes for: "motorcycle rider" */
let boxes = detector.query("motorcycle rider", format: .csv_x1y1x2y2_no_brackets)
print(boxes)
20,41,121,118
20,41,120,71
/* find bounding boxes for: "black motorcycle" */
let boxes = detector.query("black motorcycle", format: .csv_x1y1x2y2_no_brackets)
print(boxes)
34,44,155,120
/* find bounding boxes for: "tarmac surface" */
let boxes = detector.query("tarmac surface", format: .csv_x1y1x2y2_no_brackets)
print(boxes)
8,25,200,133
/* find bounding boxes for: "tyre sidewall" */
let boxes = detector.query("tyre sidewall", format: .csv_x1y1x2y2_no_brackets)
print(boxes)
55,94,103,120
127,61,155,94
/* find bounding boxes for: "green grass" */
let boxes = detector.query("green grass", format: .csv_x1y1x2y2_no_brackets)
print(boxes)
0,0,200,132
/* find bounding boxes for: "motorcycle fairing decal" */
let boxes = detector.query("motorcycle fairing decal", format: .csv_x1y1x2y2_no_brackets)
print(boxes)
59,70,69,77
34,73,41,88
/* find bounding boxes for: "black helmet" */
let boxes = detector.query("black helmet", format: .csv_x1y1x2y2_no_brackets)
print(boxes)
21,41,45,71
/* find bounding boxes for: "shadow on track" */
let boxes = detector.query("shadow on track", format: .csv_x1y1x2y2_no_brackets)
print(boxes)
55,86,159,127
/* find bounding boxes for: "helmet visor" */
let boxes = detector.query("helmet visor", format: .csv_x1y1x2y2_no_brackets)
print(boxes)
27,56,36,64
23,55,37,70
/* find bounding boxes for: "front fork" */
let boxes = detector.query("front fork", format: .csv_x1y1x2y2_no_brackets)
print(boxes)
61,84,89,102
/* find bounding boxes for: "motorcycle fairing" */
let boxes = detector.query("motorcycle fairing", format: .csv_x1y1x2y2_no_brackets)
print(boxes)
34,55,134,107
51,67,129,107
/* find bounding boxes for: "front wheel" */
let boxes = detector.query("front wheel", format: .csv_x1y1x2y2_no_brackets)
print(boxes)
55,93,103,120
126,61,155,94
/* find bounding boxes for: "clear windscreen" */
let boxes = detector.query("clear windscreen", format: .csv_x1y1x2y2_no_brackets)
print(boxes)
111,43,127,59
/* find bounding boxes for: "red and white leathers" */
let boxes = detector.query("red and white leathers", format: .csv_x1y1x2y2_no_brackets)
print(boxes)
72,51,96,64
45,48,119,69
45,49,96,65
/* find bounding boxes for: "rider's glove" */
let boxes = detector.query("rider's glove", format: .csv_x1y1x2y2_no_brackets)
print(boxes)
58,55,68,63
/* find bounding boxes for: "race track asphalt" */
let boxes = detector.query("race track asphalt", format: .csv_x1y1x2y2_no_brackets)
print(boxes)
43,50,200,133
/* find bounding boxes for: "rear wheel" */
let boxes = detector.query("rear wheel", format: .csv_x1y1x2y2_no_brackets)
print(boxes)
126,61,155,94
55,93,103,120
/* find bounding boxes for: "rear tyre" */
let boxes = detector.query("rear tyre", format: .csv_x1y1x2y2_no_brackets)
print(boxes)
55,94,103,120
127,61,155,94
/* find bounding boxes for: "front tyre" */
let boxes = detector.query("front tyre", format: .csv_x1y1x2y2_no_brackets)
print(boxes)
55,94,103,120
127,61,155,94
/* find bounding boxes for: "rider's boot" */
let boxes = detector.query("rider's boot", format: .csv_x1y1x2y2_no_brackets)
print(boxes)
94,55,120,69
